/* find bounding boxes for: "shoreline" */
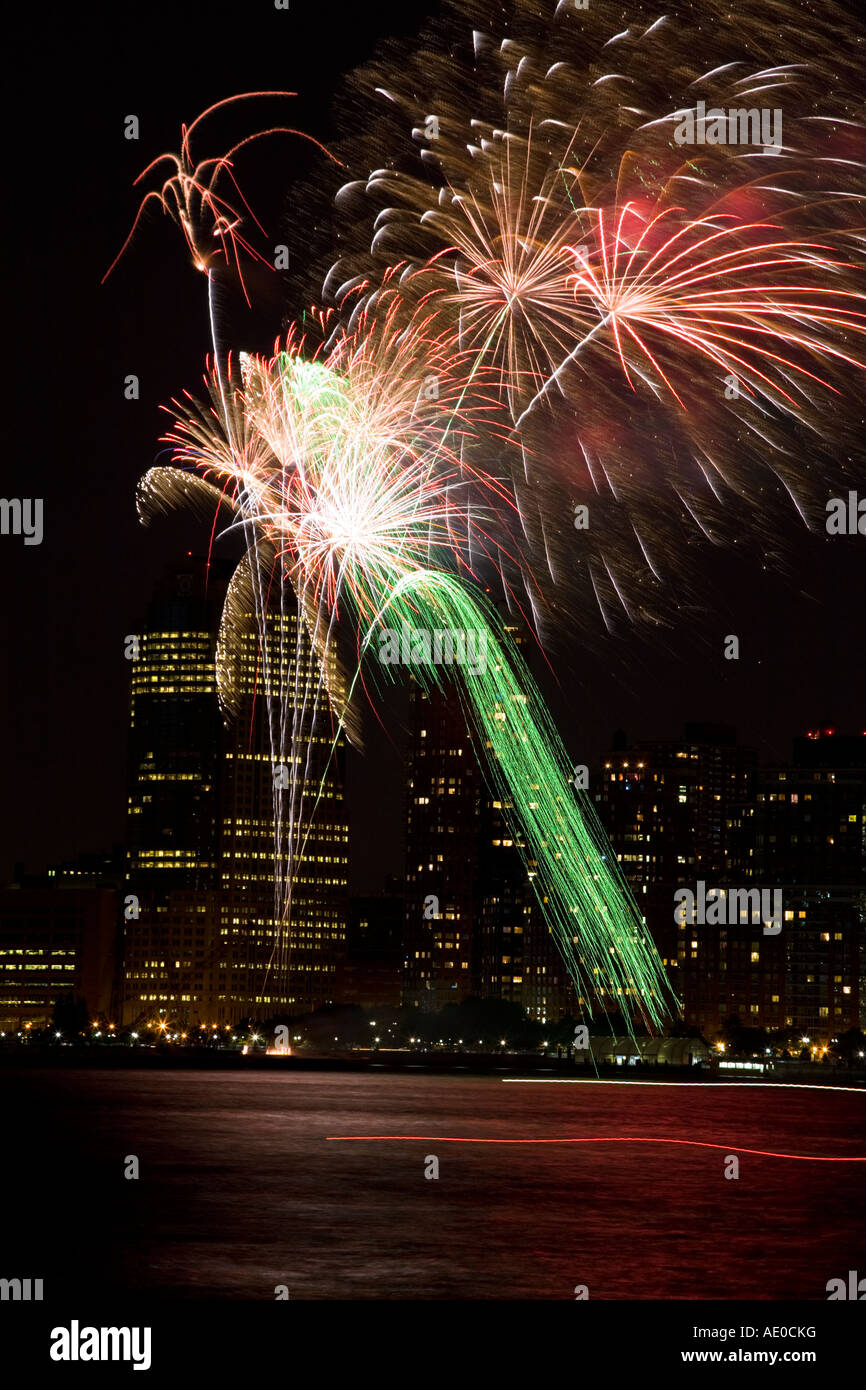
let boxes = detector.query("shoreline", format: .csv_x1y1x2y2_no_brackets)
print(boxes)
1,1047,863,1084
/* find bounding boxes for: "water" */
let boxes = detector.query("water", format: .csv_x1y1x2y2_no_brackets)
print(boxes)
6,1069,864,1299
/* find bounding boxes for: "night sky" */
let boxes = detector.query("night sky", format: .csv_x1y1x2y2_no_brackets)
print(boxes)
3,0,864,890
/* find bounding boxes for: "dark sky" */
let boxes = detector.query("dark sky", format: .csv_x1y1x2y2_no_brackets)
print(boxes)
2,0,864,890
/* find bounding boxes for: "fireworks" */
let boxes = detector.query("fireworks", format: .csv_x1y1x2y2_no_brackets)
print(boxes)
113,0,866,1029
157,290,513,621
142,295,512,1001
320,0,866,637
103,92,339,300
570,209,865,401
380,569,676,1023
150,306,675,1025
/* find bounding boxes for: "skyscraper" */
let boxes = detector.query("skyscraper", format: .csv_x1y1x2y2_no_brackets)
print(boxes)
746,731,865,1038
403,605,578,1022
126,561,227,894
476,792,575,1024
593,722,757,1027
122,558,348,1027
403,678,480,1010
594,723,865,1040
122,560,227,1028
218,604,349,1017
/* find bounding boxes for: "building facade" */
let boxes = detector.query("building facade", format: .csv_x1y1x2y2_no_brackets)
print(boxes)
402,606,579,1023
122,558,348,1028
0,884,118,1031
403,678,480,1010
594,724,864,1041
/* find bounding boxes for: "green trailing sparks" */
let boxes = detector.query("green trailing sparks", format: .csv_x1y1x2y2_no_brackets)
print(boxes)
366,570,679,1031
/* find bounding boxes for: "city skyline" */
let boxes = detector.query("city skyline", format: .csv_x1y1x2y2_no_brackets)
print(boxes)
2,545,861,1042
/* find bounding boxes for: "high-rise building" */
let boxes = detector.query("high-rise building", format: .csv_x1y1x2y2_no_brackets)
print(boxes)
403,679,480,1010
126,562,227,893
339,880,404,1009
122,560,227,1028
476,793,575,1024
595,722,756,882
403,605,578,1023
122,558,348,1027
474,610,577,1024
593,722,757,1027
594,723,865,1040
682,732,865,1040
218,605,349,1018
682,732,866,1040
744,731,865,1038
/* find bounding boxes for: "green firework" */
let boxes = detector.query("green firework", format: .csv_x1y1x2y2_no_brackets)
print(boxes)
367,570,678,1030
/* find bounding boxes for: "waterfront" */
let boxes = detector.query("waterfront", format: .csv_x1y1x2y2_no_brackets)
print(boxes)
6,1070,864,1300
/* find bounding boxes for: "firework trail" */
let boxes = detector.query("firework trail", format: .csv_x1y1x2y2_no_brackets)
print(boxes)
370,568,675,1023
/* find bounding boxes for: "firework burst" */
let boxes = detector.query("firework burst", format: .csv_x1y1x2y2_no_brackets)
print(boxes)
314,0,866,642
103,92,340,304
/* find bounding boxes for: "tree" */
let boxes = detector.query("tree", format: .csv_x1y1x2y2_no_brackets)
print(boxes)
302,1004,369,1049
51,994,89,1039
832,1028,866,1064
668,1019,707,1043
